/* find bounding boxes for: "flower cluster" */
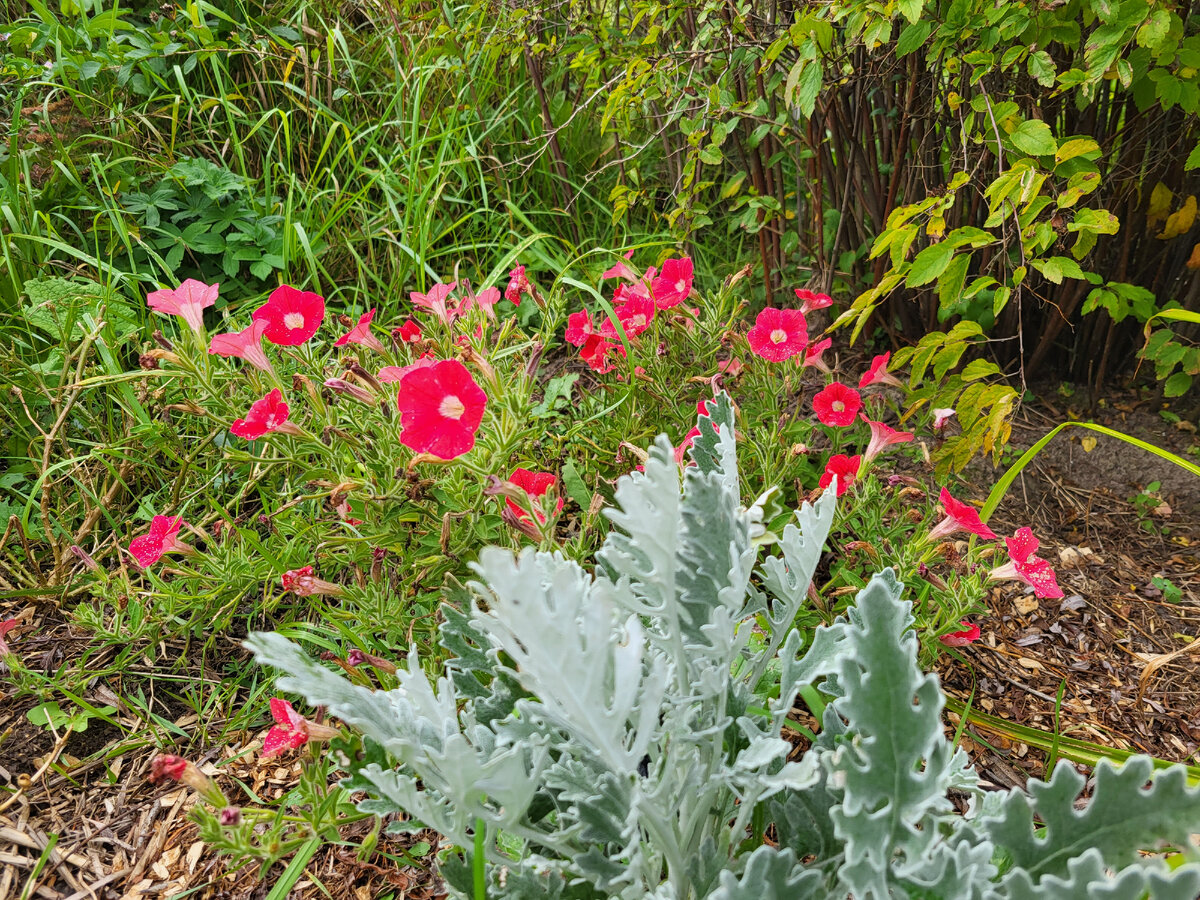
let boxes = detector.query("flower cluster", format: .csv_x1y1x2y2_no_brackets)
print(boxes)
563,255,694,372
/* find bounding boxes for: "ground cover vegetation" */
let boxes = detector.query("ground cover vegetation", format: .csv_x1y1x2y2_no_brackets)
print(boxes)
0,0,1198,896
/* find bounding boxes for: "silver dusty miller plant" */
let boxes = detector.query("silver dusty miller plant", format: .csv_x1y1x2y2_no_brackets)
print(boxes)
247,394,1200,899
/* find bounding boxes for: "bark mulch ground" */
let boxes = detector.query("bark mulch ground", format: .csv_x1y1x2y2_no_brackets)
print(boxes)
1,388,1197,898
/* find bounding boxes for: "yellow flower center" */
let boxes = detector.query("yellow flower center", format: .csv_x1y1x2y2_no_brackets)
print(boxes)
439,395,466,420
832,400,844,412
770,328,788,344
284,312,305,330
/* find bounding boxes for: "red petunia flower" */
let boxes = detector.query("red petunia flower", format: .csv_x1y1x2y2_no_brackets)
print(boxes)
129,515,187,568
859,352,903,389
600,291,655,339
651,257,694,309
505,266,530,304
334,308,385,353
812,382,862,427
208,320,273,373
793,288,833,316
819,454,861,496
801,337,833,373
397,319,423,343
862,415,915,462
410,281,459,326
747,307,808,362
674,426,702,467
988,527,1064,599
926,488,998,543
938,622,981,647
230,388,298,440
506,468,564,525
147,279,218,336
580,333,619,373
396,359,488,460
564,310,596,347
148,754,217,796
252,285,325,346
262,698,339,759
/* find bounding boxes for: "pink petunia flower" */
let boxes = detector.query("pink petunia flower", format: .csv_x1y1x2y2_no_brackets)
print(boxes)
208,320,273,373
600,291,655,340
379,355,438,384
396,359,488,460
506,468,564,525
565,310,596,347
231,389,300,439
938,622,981,647
988,527,1064,599
252,285,325,346
128,515,188,568
601,249,638,282
262,698,339,759
651,257,694,309
859,352,903,389
812,382,862,427
932,407,956,431
819,454,861,496
862,415,915,462
466,286,502,319
925,488,998,543
334,308,386,354
505,266,530,304
147,279,218,336
396,319,423,343
747,308,808,362
281,566,346,598
410,281,459,326
718,357,744,378
793,288,833,316
0,618,20,657
801,337,833,373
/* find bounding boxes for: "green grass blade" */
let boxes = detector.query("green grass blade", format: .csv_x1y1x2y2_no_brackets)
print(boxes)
982,421,1200,522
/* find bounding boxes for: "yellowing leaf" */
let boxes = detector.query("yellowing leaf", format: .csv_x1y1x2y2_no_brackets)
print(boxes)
1158,194,1196,240
926,215,946,240
1081,435,1098,452
1187,243,1200,270
1147,181,1173,229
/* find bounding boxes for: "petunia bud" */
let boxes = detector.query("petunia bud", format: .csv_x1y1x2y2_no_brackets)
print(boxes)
219,807,242,827
324,377,375,405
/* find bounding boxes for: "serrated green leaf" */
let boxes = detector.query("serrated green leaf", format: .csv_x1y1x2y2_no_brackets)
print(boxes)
907,242,955,287
1009,120,1057,157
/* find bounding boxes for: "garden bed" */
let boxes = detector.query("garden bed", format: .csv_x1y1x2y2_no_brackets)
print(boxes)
1,389,1196,900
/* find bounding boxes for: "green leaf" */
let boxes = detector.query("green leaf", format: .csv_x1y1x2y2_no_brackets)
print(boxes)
1185,141,1200,171
896,0,925,24
937,251,970,308
907,242,955,287
1027,50,1056,86
1009,120,1057,157
896,21,932,57
1163,371,1192,397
